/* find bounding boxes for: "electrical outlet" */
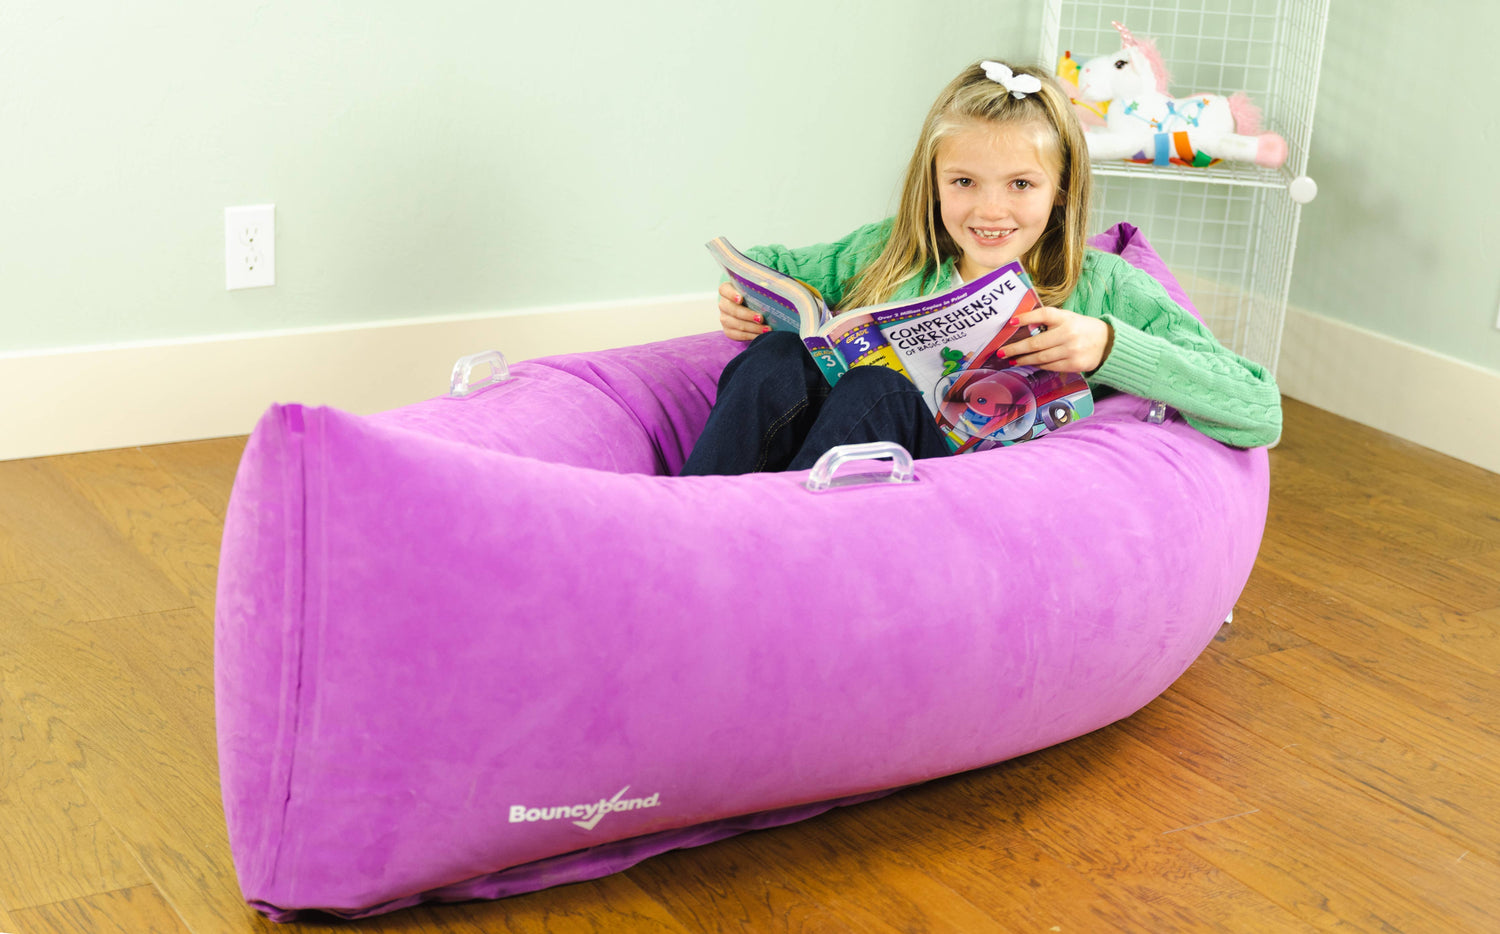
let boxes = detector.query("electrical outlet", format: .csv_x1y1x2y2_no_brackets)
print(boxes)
226,204,275,290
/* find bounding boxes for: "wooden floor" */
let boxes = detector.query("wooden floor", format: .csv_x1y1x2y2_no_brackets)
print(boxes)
1,397,1498,932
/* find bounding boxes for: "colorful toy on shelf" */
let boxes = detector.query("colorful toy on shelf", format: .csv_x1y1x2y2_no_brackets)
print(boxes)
1055,51,1108,129
1059,22,1287,169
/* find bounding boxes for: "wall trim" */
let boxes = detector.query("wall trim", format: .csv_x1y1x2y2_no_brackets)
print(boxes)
1276,305,1500,475
8,295,1497,475
1,294,714,462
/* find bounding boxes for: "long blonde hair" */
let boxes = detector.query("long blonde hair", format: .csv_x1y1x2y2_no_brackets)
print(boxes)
839,61,1091,311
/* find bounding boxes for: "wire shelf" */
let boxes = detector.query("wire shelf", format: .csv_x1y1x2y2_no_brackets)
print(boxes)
1092,160,1293,191
1040,0,1329,372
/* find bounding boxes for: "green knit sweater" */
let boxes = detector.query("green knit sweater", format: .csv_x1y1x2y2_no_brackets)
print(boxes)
743,219,1282,448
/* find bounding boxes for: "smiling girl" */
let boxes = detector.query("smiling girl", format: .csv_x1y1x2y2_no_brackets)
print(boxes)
679,60,1281,476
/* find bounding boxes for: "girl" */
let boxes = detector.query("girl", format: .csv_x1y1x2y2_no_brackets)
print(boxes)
679,60,1281,476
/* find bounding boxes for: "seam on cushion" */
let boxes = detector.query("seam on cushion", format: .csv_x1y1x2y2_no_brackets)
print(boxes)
290,406,332,898
265,405,311,897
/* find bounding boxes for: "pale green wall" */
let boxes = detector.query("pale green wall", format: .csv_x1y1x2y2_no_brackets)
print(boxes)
0,0,1033,354
1291,0,1500,373
6,1,1495,376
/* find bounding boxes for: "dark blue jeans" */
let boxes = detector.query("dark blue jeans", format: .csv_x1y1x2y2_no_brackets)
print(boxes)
679,330,952,476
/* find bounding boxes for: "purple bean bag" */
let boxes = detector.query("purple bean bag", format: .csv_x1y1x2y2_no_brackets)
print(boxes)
214,225,1269,921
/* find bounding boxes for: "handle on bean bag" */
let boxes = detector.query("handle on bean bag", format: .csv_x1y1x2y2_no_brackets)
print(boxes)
449,350,511,398
804,442,918,492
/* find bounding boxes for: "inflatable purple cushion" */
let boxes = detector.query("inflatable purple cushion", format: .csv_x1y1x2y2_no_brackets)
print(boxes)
215,225,1268,921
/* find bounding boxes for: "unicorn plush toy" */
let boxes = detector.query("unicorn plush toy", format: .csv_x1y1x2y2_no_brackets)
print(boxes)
1065,22,1287,169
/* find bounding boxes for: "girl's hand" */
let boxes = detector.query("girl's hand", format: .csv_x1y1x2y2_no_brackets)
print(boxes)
719,281,769,342
1004,306,1113,373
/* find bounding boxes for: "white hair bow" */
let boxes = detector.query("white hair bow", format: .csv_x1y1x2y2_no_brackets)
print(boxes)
980,61,1042,99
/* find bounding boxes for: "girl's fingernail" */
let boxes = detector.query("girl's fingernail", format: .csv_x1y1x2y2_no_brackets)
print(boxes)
755,314,763,324
762,325,771,333
1009,317,1019,326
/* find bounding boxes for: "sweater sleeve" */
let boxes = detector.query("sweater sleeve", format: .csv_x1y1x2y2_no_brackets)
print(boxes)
738,218,894,311
1076,252,1283,448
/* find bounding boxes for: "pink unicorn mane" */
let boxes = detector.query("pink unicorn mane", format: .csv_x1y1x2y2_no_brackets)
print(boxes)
1114,22,1171,93
1130,34,1171,93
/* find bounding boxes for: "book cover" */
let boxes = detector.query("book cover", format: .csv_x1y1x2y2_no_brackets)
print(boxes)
707,237,1093,453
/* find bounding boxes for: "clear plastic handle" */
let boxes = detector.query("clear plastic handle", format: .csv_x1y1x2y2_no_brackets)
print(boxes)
1144,401,1172,424
804,442,917,493
449,350,510,398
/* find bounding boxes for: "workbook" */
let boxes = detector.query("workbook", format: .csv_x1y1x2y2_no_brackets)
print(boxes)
707,237,1094,452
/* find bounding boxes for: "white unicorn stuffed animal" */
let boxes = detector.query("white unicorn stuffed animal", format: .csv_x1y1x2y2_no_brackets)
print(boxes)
1074,22,1287,169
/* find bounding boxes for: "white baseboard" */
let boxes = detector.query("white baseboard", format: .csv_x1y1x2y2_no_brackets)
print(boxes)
1276,306,1500,475
0,295,714,462
8,297,1497,475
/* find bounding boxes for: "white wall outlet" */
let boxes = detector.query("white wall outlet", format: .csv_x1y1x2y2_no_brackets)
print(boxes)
225,204,275,290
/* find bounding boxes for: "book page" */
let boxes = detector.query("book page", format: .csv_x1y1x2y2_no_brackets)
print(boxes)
706,237,829,334
870,263,1035,403
824,314,912,379
866,263,1093,452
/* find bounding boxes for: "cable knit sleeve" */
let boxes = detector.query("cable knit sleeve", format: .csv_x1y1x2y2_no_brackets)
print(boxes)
1072,252,1283,448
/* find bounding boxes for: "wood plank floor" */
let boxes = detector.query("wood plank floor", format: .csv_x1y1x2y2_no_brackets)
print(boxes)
1,396,1497,932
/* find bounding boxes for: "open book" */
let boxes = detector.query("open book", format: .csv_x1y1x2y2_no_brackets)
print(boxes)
707,237,1094,453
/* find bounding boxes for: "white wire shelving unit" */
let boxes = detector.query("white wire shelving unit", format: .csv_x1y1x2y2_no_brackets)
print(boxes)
1040,0,1329,373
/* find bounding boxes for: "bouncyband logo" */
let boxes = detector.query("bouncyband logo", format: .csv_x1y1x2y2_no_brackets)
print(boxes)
509,785,661,831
